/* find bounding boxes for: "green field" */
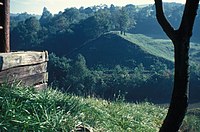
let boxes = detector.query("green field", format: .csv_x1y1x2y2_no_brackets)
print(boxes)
0,84,199,131
118,32,200,64
118,33,174,62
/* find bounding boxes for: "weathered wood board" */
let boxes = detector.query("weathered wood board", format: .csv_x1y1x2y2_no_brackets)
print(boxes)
0,51,48,70
18,72,48,86
0,51,48,89
0,62,47,81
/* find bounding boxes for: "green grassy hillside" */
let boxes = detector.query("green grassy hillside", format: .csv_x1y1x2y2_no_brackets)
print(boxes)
120,32,200,64
119,33,174,62
0,84,199,131
70,32,200,68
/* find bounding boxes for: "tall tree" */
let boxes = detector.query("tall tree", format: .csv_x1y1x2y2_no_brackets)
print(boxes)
25,17,40,32
118,7,130,35
154,0,199,131
11,17,41,50
39,7,52,27
63,8,81,24
73,10,111,40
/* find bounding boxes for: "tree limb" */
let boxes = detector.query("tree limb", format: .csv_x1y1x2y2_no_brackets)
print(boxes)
179,0,199,38
154,0,175,41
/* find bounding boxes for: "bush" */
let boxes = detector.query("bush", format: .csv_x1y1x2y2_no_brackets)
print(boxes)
48,54,200,102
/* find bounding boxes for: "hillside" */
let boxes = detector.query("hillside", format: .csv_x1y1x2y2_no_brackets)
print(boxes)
49,32,200,103
121,33,200,64
69,32,200,68
0,84,199,131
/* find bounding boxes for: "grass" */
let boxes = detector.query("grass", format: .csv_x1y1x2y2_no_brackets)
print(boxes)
182,108,200,131
118,32,174,62
0,84,199,131
112,31,200,64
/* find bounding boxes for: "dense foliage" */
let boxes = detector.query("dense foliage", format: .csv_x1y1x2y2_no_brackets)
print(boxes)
49,54,163,100
48,53,200,102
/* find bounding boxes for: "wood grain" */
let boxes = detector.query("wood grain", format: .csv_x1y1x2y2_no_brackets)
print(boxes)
7,72,48,86
21,72,48,86
0,51,48,70
0,51,48,89
0,72,48,85
0,62,47,81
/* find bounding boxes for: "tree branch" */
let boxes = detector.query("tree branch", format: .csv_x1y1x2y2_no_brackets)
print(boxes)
154,0,175,41
179,0,199,37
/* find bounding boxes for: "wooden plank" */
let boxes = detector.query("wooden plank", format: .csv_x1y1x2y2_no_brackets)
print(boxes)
34,83,48,90
0,72,48,86
16,72,48,86
0,62,47,82
0,51,48,70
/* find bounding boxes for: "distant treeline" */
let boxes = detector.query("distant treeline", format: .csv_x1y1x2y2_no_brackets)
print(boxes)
10,3,200,55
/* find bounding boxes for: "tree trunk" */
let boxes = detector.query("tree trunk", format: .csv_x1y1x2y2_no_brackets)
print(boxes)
123,31,126,36
159,35,190,132
120,30,123,35
154,0,199,131
0,0,10,53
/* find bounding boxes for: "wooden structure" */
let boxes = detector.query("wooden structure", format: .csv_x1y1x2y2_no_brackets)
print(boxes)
0,0,10,52
0,51,48,89
0,0,48,89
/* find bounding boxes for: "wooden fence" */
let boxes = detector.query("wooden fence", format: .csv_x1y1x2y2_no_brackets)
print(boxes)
0,51,48,89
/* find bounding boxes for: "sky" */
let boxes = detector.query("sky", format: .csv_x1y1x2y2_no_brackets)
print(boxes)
10,0,186,15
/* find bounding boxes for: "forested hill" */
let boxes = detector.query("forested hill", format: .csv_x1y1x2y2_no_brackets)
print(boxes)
46,32,200,102
68,32,200,68
10,2,200,80
68,32,174,68
10,2,200,55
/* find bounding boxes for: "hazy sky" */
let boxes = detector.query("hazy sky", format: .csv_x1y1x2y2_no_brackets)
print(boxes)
11,0,186,15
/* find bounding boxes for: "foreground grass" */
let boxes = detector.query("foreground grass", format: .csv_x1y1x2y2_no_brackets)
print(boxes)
0,84,199,131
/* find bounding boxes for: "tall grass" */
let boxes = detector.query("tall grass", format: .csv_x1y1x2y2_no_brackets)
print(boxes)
0,84,79,131
0,84,199,131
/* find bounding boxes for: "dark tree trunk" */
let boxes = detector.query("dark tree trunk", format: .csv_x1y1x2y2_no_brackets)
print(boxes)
120,30,123,35
0,0,10,53
154,0,199,131
159,34,190,132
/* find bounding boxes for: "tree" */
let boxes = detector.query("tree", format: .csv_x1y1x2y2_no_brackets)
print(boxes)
118,8,130,35
50,15,68,34
25,17,40,32
63,8,82,24
39,7,52,27
93,10,112,35
11,17,41,50
73,10,111,39
154,0,199,131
